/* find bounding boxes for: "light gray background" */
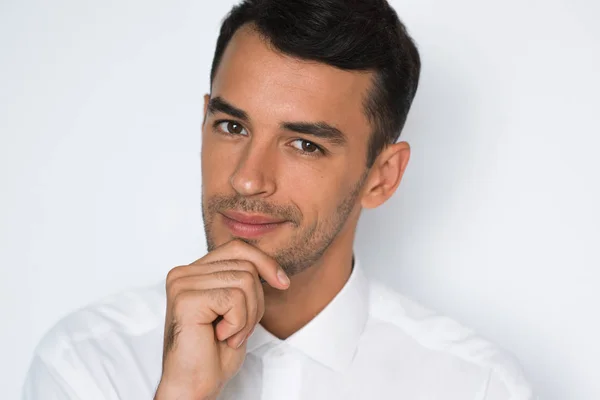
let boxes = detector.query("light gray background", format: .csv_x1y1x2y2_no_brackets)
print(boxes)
1,0,599,399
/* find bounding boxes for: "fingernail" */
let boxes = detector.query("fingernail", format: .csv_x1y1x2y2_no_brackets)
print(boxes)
277,269,290,286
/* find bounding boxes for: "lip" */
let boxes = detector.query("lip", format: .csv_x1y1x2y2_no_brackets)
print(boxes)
221,210,286,225
220,211,288,238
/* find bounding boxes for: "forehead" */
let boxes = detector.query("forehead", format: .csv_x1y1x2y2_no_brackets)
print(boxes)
211,25,374,138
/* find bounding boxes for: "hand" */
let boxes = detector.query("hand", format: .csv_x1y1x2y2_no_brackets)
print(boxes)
154,239,291,400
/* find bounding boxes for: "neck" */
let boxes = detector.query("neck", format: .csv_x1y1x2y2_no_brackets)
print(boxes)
260,227,356,339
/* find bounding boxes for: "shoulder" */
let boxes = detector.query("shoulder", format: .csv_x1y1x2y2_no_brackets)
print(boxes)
23,283,166,398
33,282,165,366
366,280,535,399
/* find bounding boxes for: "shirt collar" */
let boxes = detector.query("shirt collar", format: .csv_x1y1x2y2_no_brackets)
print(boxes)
246,257,370,372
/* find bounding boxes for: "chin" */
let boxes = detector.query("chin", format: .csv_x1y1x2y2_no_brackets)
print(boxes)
206,231,270,252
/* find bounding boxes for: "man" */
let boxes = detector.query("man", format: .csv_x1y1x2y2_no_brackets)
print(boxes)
23,0,534,399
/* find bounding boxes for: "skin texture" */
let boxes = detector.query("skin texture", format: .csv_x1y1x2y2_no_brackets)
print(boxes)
155,24,411,399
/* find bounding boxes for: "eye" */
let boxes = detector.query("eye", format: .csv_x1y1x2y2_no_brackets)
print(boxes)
290,139,322,155
215,120,248,136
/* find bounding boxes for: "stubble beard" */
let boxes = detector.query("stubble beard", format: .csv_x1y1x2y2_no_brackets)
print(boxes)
202,173,367,277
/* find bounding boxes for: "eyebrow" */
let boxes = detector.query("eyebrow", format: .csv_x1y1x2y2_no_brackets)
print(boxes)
207,96,249,121
207,96,347,146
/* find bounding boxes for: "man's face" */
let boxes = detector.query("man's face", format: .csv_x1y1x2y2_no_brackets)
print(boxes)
201,25,374,276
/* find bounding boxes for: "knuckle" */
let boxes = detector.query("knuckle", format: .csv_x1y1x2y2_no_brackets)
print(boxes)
238,270,256,290
166,265,185,284
210,288,246,319
227,287,246,305
210,287,231,308
239,260,258,276
238,267,255,281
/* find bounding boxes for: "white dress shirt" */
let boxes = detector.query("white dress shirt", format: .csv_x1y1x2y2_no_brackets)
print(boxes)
22,259,535,399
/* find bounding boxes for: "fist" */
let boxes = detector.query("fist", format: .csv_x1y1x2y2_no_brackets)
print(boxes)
154,240,290,400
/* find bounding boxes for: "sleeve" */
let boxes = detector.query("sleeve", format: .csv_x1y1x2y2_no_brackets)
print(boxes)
21,355,81,400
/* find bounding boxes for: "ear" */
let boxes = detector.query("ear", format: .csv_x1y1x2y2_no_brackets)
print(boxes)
361,141,411,209
202,94,210,126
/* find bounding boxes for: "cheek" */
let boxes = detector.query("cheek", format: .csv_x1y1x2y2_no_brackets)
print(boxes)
201,134,236,188
281,168,341,221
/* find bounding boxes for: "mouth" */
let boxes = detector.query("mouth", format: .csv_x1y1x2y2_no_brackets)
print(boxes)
219,210,289,239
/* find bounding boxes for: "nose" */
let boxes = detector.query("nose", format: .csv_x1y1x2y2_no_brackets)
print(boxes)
229,140,277,198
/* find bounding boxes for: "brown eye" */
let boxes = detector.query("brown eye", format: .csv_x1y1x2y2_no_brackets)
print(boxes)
301,141,318,153
216,121,248,136
291,139,321,155
227,121,244,134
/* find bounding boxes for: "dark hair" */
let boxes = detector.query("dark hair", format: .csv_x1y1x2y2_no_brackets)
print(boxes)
209,0,421,168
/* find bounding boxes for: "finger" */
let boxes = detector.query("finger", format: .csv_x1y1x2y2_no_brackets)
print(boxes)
167,260,258,297
166,260,265,346
167,260,265,328
202,263,265,338
190,258,267,283
168,269,261,342
166,259,261,283
204,261,266,332
217,267,265,349
173,287,248,342
193,239,290,290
